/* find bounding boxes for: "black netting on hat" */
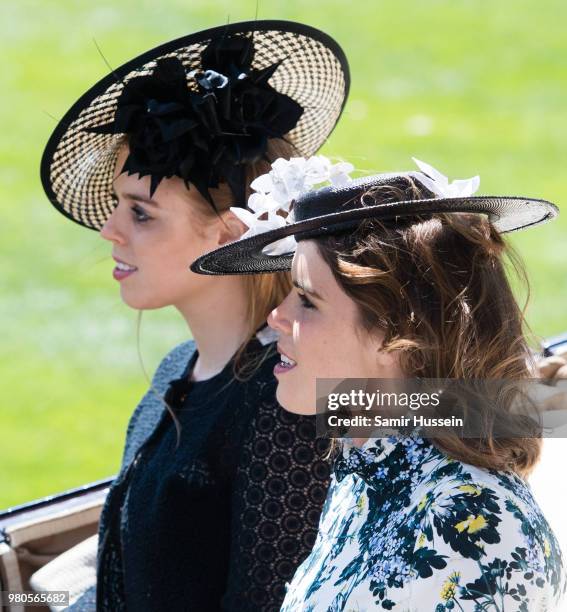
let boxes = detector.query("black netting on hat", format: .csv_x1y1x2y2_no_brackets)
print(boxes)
41,21,349,230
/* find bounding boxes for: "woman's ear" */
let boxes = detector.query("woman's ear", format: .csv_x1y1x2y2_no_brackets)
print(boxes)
216,209,248,246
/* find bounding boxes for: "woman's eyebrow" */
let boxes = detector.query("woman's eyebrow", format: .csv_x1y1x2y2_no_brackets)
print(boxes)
292,279,323,300
124,192,159,207
113,187,159,207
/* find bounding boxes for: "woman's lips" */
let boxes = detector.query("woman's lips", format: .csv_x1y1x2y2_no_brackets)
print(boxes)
274,346,297,376
112,257,138,281
274,362,297,375
113,266,137,281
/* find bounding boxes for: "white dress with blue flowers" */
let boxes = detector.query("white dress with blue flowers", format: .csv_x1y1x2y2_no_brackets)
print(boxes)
280,437,566,611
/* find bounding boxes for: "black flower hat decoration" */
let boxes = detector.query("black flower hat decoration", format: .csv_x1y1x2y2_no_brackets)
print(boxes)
41,20,350,229
88,35,304,207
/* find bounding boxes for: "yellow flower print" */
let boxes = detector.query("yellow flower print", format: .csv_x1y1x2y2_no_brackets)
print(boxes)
356,494,366,514
455,514,487,534
468,515,487,533
458,484,482,496
455,517,470,533
416,532,426,549
440,571,461,601
544,538,551,558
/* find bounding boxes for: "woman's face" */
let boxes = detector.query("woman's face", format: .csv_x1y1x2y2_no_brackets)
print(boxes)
268,240,404,415
100,147,241,310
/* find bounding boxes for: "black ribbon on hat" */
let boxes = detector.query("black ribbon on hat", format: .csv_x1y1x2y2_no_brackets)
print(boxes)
88,34,304,209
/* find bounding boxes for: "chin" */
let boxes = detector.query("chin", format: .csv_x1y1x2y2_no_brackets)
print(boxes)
276,384,314,416
119,288,170,311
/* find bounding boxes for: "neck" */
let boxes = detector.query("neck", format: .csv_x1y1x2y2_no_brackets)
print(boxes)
175,276,251,381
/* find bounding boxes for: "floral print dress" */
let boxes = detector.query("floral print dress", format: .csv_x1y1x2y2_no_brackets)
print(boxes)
281,437,566,611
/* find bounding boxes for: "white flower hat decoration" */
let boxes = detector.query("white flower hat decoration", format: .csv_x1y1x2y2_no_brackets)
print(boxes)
192,156,558,276
230,155,354,255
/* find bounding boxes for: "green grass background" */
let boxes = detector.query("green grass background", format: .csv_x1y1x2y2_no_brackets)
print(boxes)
1,0,566,508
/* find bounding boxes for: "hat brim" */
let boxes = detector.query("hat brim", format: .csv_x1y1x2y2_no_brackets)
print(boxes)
190,195,558,275
41,20,350,230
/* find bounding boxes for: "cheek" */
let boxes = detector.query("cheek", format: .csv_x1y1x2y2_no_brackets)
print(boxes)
293,314,334,371
136,225,196,273
297,316,374,378
130,231,203,300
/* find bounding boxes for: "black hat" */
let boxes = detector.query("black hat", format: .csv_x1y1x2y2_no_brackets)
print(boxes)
190,167,558,276
41,20,350,230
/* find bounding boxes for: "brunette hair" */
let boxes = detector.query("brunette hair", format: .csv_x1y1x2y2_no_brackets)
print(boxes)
315,176,541,477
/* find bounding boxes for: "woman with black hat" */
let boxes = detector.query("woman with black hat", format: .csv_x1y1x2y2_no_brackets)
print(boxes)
41,21,349,610
193,157,567,610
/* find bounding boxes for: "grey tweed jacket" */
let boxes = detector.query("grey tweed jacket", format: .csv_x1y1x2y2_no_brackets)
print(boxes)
67,340,196,611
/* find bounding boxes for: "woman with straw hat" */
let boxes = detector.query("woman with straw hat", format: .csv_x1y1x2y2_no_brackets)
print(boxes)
41,20,349,610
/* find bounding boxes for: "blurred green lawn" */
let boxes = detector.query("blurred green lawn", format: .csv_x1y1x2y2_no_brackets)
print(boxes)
1,0,566,508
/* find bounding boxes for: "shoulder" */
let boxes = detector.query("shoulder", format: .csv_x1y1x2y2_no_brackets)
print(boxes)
412,459,566,609
151,339,196,390
120,339,196,469
418,458,557,557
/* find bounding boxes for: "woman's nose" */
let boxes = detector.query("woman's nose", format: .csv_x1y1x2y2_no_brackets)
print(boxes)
100,207,126,245
268,299,293,337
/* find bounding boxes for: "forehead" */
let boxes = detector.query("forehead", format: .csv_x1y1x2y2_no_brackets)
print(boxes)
292,240,334,286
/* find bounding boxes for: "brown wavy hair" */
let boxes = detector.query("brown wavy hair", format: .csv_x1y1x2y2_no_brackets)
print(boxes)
314,176,541,477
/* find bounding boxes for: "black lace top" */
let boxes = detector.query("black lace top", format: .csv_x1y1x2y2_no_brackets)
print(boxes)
95,338,330,611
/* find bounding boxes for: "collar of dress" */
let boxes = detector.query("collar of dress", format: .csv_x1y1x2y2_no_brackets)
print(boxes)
333,436,443,494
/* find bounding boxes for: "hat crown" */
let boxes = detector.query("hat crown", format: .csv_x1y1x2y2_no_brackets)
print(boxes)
293,172,433,222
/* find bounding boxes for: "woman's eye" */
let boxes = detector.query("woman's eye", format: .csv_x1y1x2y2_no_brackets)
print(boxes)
131,204,151,223
298,290,315,310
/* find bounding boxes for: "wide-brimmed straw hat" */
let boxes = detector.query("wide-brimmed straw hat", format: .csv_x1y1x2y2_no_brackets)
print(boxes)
40,20,350,230
190,157,559,276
